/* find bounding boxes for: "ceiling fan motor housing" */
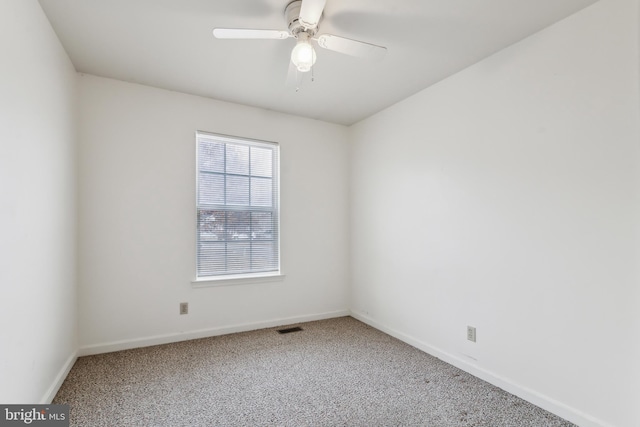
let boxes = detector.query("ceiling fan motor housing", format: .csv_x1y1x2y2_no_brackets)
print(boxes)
285,0,318,38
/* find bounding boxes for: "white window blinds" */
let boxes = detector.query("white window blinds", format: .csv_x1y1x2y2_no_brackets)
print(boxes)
196,132,279,278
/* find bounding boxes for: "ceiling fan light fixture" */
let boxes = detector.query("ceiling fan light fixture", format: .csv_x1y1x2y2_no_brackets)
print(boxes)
291,38,316,73
213,0,387,81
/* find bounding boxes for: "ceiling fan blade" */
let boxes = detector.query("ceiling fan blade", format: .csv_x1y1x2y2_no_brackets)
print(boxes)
317,34,387,60
299,0,326,29
213,28,290,40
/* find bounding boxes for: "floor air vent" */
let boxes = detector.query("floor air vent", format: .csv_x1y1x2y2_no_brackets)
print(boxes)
277,326,303,334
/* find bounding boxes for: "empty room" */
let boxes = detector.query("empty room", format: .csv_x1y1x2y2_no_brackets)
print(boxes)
1,0,639,426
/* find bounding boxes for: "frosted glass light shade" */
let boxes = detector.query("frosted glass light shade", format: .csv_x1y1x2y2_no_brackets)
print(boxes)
291,40,316,72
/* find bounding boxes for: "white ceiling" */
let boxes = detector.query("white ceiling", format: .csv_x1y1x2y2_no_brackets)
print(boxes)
38,0,598,125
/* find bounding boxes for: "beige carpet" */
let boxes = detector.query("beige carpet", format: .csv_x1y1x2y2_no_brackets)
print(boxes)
54,316,574,426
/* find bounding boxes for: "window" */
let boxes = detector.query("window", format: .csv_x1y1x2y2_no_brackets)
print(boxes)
196,132,279,279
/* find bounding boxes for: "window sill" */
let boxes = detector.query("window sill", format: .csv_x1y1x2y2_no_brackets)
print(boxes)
192,272,285,288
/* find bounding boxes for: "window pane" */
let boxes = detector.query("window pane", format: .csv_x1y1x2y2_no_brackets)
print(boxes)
252,241,277,270
199,141,224,173
198,209,224,241
227,242,251,272
226,211,250,241
250,146,273,178
226,175,249,205
226,144,249,175
197,242,226,276
251,177,272,207
251,211,273,240
198,173,224,205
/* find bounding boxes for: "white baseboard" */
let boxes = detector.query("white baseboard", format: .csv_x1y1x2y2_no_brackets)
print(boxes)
78,310,350,357
349,310,611,427
40,351,77,404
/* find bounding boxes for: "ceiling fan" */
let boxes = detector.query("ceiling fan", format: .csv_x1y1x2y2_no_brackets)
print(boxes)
213,0,387,76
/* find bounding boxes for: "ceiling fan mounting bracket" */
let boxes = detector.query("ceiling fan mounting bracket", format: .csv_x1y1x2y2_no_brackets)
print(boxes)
285,0,318,38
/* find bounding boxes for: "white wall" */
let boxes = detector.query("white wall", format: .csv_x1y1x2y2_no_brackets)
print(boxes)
77,75,350,352
0,0,78,403
349,0,640,426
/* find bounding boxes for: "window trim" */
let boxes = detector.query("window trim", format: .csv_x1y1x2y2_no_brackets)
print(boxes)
194,131,281,283
191,272,286,288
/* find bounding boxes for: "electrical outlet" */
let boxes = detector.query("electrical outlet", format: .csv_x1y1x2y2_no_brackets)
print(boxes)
467,326,476,342
179,302,188,315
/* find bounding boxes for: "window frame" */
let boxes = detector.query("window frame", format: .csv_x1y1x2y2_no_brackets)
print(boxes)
193,131,281,285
